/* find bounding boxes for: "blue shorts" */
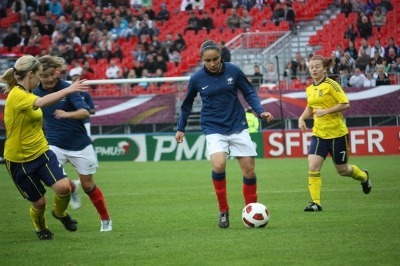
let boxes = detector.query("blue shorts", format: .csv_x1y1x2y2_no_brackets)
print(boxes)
308,135,349,165
6,150,67,202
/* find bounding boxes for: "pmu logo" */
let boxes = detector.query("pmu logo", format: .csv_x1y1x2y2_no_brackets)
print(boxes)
93,138,140,161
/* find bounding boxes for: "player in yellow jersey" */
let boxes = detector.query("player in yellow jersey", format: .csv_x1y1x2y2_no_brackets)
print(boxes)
298,55,372,212
1,55,88,239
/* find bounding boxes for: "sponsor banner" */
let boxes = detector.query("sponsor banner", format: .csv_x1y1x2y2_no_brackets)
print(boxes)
145,132,265,161
92,135,147,161
90,126,399,161
262,126,400,158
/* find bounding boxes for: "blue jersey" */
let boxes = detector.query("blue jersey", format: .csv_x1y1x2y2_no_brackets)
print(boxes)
33,79,91,151
177,62,264,135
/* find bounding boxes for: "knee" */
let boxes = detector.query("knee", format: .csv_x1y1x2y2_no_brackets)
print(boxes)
33,196,47,210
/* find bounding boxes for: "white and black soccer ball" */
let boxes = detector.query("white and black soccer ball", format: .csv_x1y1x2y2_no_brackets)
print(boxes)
242,202,270,228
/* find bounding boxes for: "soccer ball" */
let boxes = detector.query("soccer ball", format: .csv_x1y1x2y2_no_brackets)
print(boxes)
242,202,270,228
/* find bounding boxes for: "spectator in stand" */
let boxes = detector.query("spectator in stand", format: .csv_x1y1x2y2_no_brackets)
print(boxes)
297,59,309,84
370,39,385,58
357,15,373,40
345,40,358,60
0,2,6,19
365,57,379,75
168,48,182,66
384,37,399,57
382,58,392,73
264,63,278,84
220,40,231,62
184,11,202,35
60,43,78,64
340,0,353,18
271,3,285,26
284,3,296,32
284,61,294,80
352,0,364,13
23,37,41,56
181,0,204,12
172,33,186,52
49,0,63,17
363,0,376,16
155,3,170,25
112,44,124,62
364,72,376,87
133,60,144,78
334,44,345,60
240,9,253,31
376,0,393,14
105,59,122,79
358,38,372,57
69,60,83,79
2,27,22,52
161,33,175,52
328,52,340,80
19,29,30,47
63,0,74,15
371,6,386,31
40,18,55,36
356,47,371,72
291,52,304,78
344,52,356,70
391,56,400,73
338,57,352,87
349,67,367,87
200,11,215,34
225,8,241,32
155,53,168,73
344,23,358,42
144,53,158,75
247,65,263,88
385,48,397,66
218,0,233,13
374,64,391,85
12,0,28,21
36,0,49,16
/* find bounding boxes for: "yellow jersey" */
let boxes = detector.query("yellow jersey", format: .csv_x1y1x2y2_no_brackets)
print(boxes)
4,86,49,162
306,77,349,139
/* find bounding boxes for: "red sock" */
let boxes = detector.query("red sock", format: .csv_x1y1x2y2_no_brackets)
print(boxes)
87,186,110,220
212,171,229,212
243,177,257,205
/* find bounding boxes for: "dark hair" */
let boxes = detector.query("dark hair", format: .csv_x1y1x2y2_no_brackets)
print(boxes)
200,40,221,56
310,55,334,69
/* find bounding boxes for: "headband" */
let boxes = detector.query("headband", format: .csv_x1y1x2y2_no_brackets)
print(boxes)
200,44,220,53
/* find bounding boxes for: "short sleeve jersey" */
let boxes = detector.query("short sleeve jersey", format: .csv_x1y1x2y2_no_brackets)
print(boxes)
306,77,349,139
4,86,48,162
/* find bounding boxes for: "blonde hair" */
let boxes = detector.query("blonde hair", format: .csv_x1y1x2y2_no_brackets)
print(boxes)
0,55,41,93
38,55,65,71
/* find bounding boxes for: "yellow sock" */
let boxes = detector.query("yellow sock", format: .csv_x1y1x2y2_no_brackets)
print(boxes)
308,172,321,205
53,192,71,217
30,205,47,231
351,165,367,182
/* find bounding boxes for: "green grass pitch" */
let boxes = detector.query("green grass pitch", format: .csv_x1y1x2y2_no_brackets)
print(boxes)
1,156,399,265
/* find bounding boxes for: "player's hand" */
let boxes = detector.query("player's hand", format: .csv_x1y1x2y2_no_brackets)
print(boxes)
313,108,327,117
175,131,185,143
260,112,273,123
54,109,68,119
68,79,89,93
298,119,307,131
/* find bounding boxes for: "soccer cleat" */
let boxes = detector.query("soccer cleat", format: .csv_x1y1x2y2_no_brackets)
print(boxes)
52,210,78,231
36,229,54,240
100,219,112,232
69,179,82,210
304,202,322,212
361,169,372,194
218,211,230,228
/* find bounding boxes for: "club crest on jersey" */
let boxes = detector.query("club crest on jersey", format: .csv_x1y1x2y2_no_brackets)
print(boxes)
319,90,323,97
226,76,234,84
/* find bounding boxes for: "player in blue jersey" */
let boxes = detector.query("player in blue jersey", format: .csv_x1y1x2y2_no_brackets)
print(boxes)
1,55,87,240
175,40,274,228
33,55,112,232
